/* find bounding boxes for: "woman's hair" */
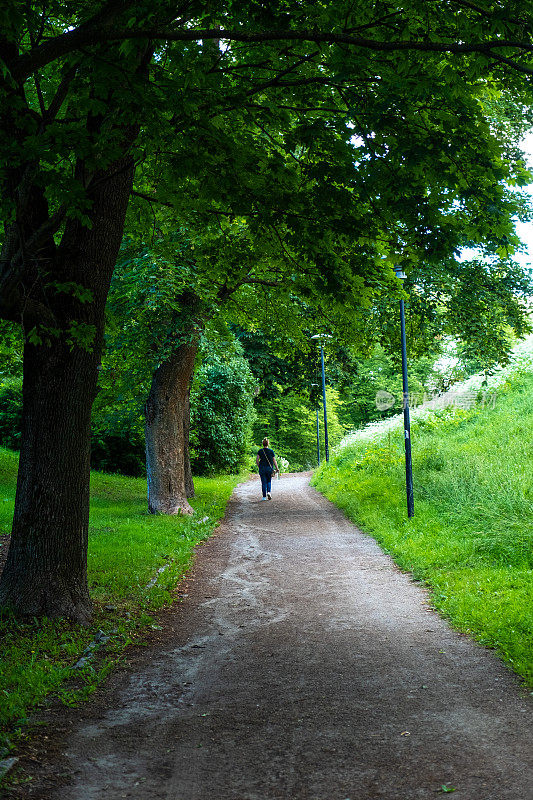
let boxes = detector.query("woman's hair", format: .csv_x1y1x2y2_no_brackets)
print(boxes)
262,437,269,447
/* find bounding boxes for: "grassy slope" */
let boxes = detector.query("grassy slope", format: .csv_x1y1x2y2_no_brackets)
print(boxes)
0,453,241,763
312,372,533,687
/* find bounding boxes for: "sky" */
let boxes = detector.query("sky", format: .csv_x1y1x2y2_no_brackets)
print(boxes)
514,132,533,273
460,132,533,274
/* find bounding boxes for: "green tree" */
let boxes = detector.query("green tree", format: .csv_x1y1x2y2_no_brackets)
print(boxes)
191,338,255,476
105,224,299,513
2,1,533,620
253,385,346,470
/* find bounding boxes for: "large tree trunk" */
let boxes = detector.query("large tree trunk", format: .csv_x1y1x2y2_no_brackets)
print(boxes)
145,340,199,514
0,339,97,621
0,156,136,623
184,385,195,499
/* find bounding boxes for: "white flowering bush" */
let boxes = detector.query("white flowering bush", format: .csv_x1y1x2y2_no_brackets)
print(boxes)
335,332,533,458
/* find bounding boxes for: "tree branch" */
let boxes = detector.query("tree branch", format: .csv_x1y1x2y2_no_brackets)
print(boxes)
245,49,320,97
12,0,141,81
12,26,533,83
132,189,174,207
43,62,79,123
132,190,264,217
33,72,46,115
487,50,533,76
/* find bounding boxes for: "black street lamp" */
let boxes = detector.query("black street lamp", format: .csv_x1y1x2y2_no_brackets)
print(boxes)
394,266,414,518
311,383,320,466
311,334,331,463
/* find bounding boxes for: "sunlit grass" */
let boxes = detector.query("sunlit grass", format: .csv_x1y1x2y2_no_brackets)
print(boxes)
0,453,241,767
312,372,533,687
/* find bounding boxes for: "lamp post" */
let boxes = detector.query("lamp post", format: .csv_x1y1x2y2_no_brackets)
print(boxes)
311,334,331,463
394,266,414,518
311,383,320,466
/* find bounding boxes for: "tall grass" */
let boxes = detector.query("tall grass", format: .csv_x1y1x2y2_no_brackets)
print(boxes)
0,453,241,769
312,372,533,686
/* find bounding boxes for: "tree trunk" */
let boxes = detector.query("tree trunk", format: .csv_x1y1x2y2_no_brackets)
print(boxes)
145,341,199,514
0,339,97,621
184,385,195,498
0,157,135,623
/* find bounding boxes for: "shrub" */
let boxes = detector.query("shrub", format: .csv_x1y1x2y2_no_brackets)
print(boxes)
191,352,254,475
0,378,22,450
90,414,146,476
253,386,346,470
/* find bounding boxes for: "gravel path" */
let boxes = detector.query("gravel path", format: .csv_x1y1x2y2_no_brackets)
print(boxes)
46,474,532,799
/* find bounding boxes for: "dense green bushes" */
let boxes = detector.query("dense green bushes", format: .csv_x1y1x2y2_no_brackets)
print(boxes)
0,379,22,451
0,337,256,478
90,413,146,477
89,345,256,478
0,377,146,476
191,352,255,475
252,386,346,470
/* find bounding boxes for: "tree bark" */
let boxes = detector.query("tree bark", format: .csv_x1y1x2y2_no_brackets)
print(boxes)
184,384,195,499
0,339,96,621
0,155,136,622
145,340,199,514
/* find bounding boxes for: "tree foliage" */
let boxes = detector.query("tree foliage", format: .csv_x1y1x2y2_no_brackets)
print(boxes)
2,0,533,619
191,338,255,476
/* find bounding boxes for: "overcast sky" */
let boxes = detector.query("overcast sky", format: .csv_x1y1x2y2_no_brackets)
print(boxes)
515,133,533,272
460,133,533,273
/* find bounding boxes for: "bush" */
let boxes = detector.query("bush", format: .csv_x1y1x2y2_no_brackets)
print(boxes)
90,415,146,476
191,352,254,475
253,386,346,470
0,378,22,450
0,376,145,475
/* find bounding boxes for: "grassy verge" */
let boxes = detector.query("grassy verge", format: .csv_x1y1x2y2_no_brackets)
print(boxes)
312,372,533,688
0,450,242,774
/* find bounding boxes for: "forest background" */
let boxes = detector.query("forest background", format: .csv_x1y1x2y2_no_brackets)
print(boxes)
3,306,529,477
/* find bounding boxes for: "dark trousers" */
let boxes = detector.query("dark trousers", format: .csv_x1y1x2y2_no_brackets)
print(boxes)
259,468,273,497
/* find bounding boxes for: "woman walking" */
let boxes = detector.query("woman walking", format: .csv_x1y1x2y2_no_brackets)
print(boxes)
256,437,279,500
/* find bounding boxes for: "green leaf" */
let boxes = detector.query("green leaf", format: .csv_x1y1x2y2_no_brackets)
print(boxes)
47,282,94,304
26,327,43,347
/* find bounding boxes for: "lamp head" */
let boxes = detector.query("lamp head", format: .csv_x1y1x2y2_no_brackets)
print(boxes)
393,265,407,280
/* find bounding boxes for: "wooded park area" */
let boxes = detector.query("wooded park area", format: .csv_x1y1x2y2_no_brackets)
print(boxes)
1,0,532,624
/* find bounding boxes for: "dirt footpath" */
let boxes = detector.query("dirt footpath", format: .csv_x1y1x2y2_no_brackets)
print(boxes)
30,474,533,799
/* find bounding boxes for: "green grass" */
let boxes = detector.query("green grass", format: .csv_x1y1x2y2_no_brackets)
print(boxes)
0,453,242,771
312,371,533,687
